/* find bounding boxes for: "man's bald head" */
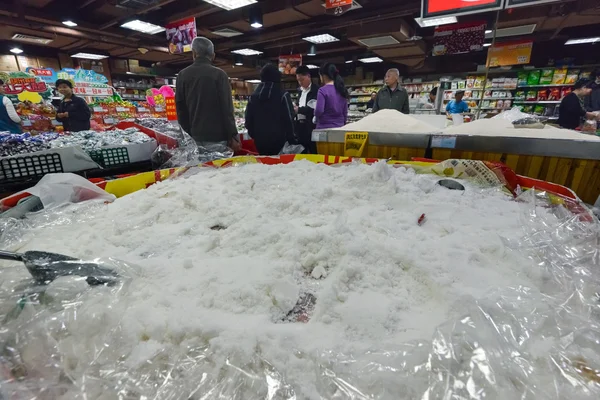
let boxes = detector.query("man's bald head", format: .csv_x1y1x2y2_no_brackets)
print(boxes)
385,68,400,88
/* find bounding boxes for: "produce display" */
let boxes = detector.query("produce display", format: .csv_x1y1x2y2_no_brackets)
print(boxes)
15,101,63,133
1,160,598,398
89,96,167,126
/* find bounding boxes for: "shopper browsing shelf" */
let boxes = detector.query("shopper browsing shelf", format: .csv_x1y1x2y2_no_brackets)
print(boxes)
176,37,239,151
417,87,438,111
295,65,319,153
372,69,409,114
244,64,296,155
0,79,22,133
55,79,91,132
366,92,377,109
559,78,598,130
315,63,349,129
445,90,470,116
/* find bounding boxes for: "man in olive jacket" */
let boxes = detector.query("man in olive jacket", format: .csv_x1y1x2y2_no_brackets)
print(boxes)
372,68,410,114
176,37,239,150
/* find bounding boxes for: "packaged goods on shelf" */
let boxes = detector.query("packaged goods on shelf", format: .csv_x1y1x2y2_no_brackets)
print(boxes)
552,68,567,84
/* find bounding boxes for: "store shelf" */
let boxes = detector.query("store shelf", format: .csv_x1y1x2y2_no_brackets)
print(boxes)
479,107,511,110
444,88,517,92
517,84,573,88
513,100,561,104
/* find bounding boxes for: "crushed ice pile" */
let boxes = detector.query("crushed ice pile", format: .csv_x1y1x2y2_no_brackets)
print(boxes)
50,128,154,151
1,160,599,399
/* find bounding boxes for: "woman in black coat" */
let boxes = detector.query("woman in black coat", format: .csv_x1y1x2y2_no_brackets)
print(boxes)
245,64,296,155
55,79,91,132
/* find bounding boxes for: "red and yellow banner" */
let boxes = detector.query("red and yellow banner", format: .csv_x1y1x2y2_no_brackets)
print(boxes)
486,40,533,67
326,0,352,7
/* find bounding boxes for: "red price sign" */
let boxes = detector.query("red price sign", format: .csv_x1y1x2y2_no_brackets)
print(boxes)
325,0,352,15
165,97,177,121
422,0,502,18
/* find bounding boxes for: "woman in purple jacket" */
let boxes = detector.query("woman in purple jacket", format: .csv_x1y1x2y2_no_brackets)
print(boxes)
315,63,349,129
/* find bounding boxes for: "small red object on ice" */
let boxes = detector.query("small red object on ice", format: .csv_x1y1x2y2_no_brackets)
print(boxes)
417,213,426,226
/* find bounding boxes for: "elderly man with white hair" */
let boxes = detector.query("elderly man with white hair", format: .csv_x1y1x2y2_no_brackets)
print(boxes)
372,68,409,114
176,36,240,150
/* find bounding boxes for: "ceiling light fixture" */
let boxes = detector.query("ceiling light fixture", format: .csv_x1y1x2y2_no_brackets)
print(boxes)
415,16,457,28
249,6,263,28
483,43,492,47
307,44,317,56
231,48,263,56
71,52,109,60
10,48,23,54
212,28,243,37
234,54,244,66
303,34,339,44
359,56,383,63
565,37,600,45
63,20,78,27
485,30,492,34
485,24,536,39
306,65,318,69
203,0,257,11
121,19,165,35
247,79,261,83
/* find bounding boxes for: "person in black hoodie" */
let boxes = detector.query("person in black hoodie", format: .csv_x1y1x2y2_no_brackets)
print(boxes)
245,64,296,155
295,65,319,153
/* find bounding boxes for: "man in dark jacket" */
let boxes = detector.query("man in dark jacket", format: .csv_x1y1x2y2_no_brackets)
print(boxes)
294,65,319,153
245,64,295,155
373,68,410,114
584,69,600,112
176,37,239,150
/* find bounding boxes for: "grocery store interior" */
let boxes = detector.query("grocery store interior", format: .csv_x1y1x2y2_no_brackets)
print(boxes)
1,1,600,399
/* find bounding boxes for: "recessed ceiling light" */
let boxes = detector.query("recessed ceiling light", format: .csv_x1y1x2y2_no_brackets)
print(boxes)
485,30,492,34
63,20,78,27
203,0,257,10
303,34,339,44
483,43,492,47
306,65,318,69
10,48,23,54
251,22,262,28
249,7,263,28
345,60,353,64
359,57,383,63
307,44,317,56
415,16,457,28
234,54,244,66
121,19,165,35
565,37,600,45
247,79,261,83
231,48,263,56
71,52,109,60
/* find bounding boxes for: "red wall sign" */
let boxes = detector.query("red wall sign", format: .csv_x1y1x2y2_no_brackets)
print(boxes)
325,0,353,15
422,0,503,18
3,77,48,95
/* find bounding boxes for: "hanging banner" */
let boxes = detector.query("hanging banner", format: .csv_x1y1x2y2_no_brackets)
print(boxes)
56,68,112,96
486,40,533,67
344,132,368,157
432,22,486,56
25,67,57,85
278,55,302,75
422,0,502,18
325,0,353,16
506,0,560,8
166,17,197,54
0,71,52,103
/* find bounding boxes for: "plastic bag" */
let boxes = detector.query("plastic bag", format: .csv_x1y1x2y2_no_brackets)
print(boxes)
493,106,537,123
13,173,116,210
279,142,305,155
582,119,597,133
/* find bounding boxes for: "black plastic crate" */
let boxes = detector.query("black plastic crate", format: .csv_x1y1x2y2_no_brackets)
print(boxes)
88,147,130,168
0,153,63,181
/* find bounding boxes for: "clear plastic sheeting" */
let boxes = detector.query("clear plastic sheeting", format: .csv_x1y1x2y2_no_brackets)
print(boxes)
1,184,600,398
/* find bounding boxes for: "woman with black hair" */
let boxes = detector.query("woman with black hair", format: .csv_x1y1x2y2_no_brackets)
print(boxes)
244,64,296,155
315,63,348,129
55,79,91,132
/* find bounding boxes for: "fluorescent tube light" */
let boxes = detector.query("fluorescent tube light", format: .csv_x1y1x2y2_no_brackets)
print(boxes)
10,48,23,54
63,20,78,27
203,0,257,10
359,57,383,63
121,20,165,35
306,65,318,69
415,16,457,28
303,34,339,44
71,52,109,60
565,37,600,45
231,48,263,56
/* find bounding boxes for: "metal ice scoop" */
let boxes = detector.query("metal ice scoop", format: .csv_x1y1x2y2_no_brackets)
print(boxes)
0,250,118,286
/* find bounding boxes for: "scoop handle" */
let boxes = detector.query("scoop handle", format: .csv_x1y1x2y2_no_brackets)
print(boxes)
0,250,24,262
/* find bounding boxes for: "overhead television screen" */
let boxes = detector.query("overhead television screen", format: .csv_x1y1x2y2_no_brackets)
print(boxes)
422,0,504,19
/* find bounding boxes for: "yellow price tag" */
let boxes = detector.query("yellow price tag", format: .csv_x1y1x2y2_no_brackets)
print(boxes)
344,132,369,157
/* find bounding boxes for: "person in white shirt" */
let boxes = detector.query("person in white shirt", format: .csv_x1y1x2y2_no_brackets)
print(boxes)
0,79,22,133
295,65,319,153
